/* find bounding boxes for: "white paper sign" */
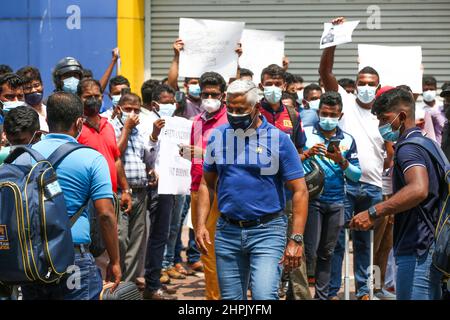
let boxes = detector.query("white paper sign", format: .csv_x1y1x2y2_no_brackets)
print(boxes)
239,29,285,81
358,44,423,93
320,20,359,49
179,18,245,80
157,116,193,195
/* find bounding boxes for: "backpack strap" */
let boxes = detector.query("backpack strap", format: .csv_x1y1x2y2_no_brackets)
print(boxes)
394,136,450,235
4,146,46,164
47,142,94,227
47,142,93,169
285,105,299,147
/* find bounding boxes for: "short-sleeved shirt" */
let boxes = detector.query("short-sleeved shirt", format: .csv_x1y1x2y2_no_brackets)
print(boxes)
338,86,385,188
190,105,228,192
259,99,307,149
111,118,151,188
183,97,203,120
78,116,120,192
203,116,304,220
32,134,113,244
393,127,443,257
304,124,360,203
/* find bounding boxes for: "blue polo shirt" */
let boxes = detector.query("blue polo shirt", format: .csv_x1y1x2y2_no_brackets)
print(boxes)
303,124,361,203
32,134,113,244
203,116,304,220
393,127,443,257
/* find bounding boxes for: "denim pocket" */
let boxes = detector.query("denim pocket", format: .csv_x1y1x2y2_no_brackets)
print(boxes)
261,215,288,232
215,217,229,231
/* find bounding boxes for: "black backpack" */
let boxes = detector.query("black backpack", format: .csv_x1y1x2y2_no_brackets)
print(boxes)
395,136,450,276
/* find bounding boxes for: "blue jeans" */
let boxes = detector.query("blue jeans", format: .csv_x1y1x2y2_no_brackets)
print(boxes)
162,195,186,269
304,200,344,300
396,243,443,300
329,182,383,298
21,251,103,300
215,215,287,300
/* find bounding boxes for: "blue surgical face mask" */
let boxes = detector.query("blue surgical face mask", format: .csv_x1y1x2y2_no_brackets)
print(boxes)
1,100,26,113
378,113,402,142
296,90,304,104
357,85,377,104
307,99,320,111
319,116,339,131
62,77,79,94
111,95,121,107
264,86,283,104
158,103,176,117
422,90,436,103
188,84,201,98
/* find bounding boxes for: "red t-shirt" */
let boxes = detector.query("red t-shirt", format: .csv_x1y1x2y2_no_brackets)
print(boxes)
78,117,120,192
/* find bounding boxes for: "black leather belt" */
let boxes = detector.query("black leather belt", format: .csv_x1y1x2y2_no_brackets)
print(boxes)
74,244,89,254
221,211,285,228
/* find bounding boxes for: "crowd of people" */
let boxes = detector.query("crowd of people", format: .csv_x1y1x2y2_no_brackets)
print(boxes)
0,17,449,301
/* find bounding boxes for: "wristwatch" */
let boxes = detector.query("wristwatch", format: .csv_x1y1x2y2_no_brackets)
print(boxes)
123,188,133,195
338,158,348,167
368,206,379,220
289,234,304,245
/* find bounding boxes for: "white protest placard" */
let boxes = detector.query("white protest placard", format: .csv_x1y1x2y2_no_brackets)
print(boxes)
320,20,359,49
239,29,285,81
179,18,245,80
358,44,423,93
156,116,193,195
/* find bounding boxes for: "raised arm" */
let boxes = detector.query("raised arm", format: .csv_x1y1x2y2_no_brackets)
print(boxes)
167,39,184,90
318,17,346,92
100,48,120,92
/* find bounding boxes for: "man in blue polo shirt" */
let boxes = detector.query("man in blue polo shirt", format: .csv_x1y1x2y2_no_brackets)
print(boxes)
20,92,121,300
195,80,309,300
351,88,444,300
302,91,361,300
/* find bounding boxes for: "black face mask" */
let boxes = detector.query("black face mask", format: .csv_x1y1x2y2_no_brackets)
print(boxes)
227,107,257,131
25,92,43,106
84,97,102,116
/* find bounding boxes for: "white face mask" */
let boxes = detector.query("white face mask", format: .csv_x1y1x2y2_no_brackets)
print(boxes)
201,99,221,113
422,90,436,103
357,85,377,104
1,100,26,113
307,99,320,110
158,103,176,117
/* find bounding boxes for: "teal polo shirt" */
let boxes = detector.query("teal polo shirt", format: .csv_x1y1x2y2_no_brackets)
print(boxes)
32,134,113,244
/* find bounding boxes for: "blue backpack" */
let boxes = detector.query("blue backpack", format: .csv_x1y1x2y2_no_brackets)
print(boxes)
395,136,450,277
0,143,91,285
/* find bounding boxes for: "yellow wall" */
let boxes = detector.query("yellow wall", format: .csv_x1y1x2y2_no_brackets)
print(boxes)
117,0,145,95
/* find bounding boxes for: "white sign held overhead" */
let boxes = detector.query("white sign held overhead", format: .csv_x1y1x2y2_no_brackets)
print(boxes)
320,20,360,49
178,18,245,80
156,116,193,195
358,44,423,93
239,29,285,81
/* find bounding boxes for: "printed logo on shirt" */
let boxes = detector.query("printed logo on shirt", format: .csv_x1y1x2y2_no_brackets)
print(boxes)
283,120,293,128
0,225,10,250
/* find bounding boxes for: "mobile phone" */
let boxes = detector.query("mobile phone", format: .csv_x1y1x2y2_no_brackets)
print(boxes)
327,139,341,153
175,91,186,103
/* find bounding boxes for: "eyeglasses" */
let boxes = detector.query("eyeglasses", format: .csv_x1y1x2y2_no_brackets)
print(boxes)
200,92,222,99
